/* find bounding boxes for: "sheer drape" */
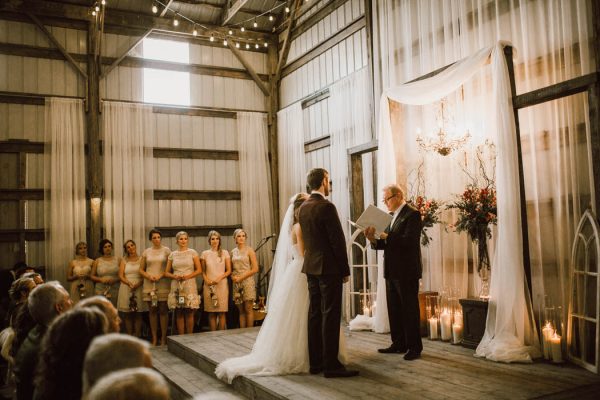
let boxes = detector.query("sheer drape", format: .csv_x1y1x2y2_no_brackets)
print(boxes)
237,112,274,273
277,103,306,222
44,98,87,284
102,101,155,253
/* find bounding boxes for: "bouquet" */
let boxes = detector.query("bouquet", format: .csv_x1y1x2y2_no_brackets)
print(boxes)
408,195,443,246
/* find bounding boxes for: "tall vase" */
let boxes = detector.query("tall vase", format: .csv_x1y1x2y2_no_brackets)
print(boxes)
473,231,491,300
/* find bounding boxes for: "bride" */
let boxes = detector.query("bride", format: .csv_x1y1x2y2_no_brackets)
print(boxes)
215,193,347,383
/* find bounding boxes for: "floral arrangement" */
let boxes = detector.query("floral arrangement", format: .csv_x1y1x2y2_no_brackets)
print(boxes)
408,195,443,246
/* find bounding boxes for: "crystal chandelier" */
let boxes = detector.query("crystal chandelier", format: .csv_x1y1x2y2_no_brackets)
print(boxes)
416,99,471,156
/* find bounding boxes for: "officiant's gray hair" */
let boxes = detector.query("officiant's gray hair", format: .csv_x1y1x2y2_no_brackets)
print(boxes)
383,184,404,198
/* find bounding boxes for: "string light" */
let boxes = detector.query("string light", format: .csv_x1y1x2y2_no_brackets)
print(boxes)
235,42,240,48
223,39,228,46
255,43,259,49
101,0,106,5
92,10,96,16
269,15,274,21
95,5,100,11
253,20,258,28
152,4,158,14
241,27,245,32
210,35,214,42
285,7,290,13
192,26,198,36
228,29,233,35
173,18,179,27
264,42,268,47
246,43,250,49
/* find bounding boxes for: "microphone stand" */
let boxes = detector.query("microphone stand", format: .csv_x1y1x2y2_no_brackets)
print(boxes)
254,234,276,299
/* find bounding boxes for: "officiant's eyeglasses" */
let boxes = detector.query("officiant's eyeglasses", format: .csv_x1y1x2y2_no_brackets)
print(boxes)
382,194,398,203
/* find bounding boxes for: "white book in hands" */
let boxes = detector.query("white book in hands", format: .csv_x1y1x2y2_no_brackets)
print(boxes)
348,204,392,237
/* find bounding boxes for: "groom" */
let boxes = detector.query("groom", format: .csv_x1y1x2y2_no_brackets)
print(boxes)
299,168,358,378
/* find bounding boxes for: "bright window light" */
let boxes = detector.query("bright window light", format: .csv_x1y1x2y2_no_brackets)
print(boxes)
143,38,190,106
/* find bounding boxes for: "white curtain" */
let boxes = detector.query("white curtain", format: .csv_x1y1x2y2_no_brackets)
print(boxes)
277,103,306,222
237,112,274,273
102,101,155,255
44,98,87,284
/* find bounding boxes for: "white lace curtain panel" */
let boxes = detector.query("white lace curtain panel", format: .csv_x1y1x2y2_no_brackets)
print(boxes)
44,98,87,284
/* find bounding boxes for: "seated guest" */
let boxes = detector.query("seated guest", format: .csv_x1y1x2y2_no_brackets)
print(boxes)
82,333,152,396
14,282,72,400
76,296,121,333
117,240,147,337
8,300,35,361
66,241,94,304
20,272,43,286
34,307,108,400
91,239,120,309
86,367,169,400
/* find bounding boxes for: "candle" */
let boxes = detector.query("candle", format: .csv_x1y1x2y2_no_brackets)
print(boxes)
428,317,439,340
542,323,553,360
363,306,370,316
440,310,452,341
454,311,463,327
452,323,463,344
550,333,563,363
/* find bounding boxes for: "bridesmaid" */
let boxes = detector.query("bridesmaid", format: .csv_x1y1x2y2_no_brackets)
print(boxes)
165,231,202,335
139,229,171,346
231,228,259,328
117,240,147,337
200,230,231,331
91,239,120,309
66,242,94,304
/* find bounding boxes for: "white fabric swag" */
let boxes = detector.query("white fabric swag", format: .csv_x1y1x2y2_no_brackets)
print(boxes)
237,112,274,273
375,42,540,362
44,98,87,284
102,101,155,255
276,103,306,224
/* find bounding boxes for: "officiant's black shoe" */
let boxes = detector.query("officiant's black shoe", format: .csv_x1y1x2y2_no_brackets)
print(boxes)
309,367,323,375
403,351,421,361
378,346,406,354
324,368,359,378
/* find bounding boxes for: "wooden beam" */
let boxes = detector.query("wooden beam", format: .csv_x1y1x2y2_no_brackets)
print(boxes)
0,140,44,153
0,189,43,200
155,225,242,237
267,43,279,226
282,16,365,78
153,148,239,160
363,0,376,141
590,0,600,216
0,91,46,105
348,139,378,157
159,0,175,18
153,190,241,200
0,229,44,242
513,73,599,109
25,11,87,79
222,0,249,25
275,0,302,85
301,89,330,109
100,28,153,79
228,41,270,96
304,135,331,153
152,105,237,119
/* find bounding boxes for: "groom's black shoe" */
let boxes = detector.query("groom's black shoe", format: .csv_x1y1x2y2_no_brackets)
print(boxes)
324,368,359,378
378,346,407,354
403,350,421,361
309,367,323,375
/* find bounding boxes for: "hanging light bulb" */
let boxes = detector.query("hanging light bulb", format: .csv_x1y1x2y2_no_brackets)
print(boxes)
210,35,215,42
101,0,106,5
255,43,259,49
235,42,240,48
269,15,274,21
192,27,198,36
92,10,96,16
285,7,290,13
223,39,228,46
253,20,258,28
152,4,158,13
241,26,245,32
245,43,250,49
228,29,233,35
95,5,100,11
173,18,179,27
264,42,268,47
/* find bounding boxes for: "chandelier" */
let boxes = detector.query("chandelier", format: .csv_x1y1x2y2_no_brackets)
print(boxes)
416,98,471,156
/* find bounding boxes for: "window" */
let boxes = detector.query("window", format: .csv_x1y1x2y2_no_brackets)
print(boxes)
143,38,190,106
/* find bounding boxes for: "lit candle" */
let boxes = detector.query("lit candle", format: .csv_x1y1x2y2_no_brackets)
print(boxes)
440,309,452,341
542,323,553,360
363,306,370,316
452,323,463,344
550,333,563,363
428,317,439,340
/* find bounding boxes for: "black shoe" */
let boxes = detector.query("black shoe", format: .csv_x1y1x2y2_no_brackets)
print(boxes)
378,346,407,354
309,367,323,375
403,351,421,361
323,368,359,378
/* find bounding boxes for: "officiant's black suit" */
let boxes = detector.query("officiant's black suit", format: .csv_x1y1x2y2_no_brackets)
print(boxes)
299,193,350,373
373,203,423,355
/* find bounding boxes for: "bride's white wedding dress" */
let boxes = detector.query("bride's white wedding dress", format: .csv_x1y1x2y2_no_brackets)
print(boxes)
215,205,347,383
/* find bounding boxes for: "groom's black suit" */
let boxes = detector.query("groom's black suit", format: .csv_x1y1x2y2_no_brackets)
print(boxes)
299,192,350,373
373,203,423,354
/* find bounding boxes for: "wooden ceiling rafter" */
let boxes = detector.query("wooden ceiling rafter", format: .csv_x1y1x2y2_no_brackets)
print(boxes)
221,0,250,26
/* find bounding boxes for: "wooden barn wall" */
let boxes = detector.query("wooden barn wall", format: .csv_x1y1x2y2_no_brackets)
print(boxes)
0,18,269,268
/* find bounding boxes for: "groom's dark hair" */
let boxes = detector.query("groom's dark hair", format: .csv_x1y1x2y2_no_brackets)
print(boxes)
306,168,328,191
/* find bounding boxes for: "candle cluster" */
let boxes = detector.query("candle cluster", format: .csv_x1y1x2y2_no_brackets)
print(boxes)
426,290,463,344
542,321,563,363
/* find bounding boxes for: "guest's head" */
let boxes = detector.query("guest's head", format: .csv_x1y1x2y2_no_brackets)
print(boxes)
233,228,247,246
82,333,152,395
382,183,404,212
292,193,309,223
76,296,121,333
75,241,88,257
28,281,72,327
123,239,137,257
306,168,330,195
175,231,189,249
13,261,34,278
9,277,36,303
97,239,113,256
21,272,44,285
148,229,162,247
35,307,109,400
86,368,169,400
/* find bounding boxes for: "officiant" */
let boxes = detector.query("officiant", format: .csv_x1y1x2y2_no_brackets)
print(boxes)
364,184,423,361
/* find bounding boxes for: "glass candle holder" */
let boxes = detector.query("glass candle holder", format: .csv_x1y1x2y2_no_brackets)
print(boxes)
426,295,441,340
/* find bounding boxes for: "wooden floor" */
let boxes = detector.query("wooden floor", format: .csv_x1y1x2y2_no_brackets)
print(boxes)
153,327,600,400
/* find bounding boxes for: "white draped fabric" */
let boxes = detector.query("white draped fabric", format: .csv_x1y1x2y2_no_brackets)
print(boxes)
375,43,539,362
237,112,274,271
44,98,87,284
277,103,306,223
102,101,155,253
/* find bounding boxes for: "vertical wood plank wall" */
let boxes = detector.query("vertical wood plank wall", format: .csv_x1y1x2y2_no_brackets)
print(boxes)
0,18,268,267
